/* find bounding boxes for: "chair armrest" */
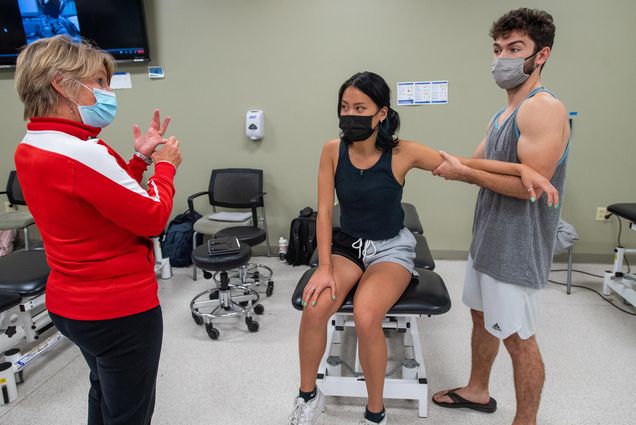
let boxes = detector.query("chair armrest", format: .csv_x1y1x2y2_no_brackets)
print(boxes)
187,191,208,215
249,192,267,204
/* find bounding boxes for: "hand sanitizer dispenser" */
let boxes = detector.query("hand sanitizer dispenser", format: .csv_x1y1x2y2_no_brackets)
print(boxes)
246,110,264,141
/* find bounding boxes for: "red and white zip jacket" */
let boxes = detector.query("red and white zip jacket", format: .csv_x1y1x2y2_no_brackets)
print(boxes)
14,117,176,320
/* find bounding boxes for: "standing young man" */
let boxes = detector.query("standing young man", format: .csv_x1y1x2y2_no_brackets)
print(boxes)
431,8,570,425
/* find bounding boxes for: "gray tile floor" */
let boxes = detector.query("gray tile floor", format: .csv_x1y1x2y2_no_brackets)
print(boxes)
1,258,634,425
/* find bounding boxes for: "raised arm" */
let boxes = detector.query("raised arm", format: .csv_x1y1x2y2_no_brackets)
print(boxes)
435,154,533,197
407,140,444,171
405,136,527,177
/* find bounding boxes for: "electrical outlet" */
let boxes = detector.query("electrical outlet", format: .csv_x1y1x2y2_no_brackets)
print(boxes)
3,201,13,213
596,207,609,221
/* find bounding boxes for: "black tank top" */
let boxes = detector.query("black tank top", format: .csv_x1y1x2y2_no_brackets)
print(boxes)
335,141,404,240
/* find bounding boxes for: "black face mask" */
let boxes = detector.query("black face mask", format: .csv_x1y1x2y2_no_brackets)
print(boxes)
339,112,379,143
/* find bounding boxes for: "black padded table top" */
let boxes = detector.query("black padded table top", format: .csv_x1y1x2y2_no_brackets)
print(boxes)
292,267,451,316
191,242,251,272
608,203,636,223
0,291,21,311
0,250,49,296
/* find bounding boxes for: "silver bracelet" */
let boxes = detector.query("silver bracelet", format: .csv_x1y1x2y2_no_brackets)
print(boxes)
135,151,153,165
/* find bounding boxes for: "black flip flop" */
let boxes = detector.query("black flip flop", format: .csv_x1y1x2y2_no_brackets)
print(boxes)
432,388,497,413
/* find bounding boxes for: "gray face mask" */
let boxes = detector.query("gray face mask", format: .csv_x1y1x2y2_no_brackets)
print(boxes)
491,51,539,89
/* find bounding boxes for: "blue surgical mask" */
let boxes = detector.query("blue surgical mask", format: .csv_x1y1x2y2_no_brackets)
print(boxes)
69,82,117,128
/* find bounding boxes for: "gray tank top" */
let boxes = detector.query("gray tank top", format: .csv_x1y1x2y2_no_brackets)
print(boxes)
469,87,568,288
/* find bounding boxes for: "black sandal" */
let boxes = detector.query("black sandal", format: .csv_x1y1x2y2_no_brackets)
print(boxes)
432,388,497,413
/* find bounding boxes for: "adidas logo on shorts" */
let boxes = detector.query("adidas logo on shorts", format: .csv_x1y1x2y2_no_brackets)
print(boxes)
492,323,501,332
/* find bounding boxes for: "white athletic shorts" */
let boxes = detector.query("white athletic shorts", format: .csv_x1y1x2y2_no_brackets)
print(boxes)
462,255,540,340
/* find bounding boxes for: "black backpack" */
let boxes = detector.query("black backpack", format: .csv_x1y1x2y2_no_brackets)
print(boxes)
287,207,317,266
161,210,202,267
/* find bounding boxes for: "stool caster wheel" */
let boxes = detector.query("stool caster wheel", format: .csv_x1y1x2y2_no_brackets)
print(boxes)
205,323,220,340
245,317,259,332
239,291,251,307
202,271,213,280
266,281,274,297
253,270,260,283
209,290,219,300
192,312,203,325
254,304,265,315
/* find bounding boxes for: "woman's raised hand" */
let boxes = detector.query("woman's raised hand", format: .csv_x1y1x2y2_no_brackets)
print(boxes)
133,109,171,157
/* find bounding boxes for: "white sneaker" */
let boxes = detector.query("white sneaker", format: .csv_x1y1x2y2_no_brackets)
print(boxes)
289,389,326,425
358,413,387,424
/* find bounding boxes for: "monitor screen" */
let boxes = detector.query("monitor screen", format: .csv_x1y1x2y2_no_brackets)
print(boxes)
0,0,151,67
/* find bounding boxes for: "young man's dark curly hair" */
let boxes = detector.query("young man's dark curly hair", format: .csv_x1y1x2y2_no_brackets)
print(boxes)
490,8,555,51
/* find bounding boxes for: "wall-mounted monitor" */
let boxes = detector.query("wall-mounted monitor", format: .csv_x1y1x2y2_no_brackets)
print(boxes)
0,0,151,68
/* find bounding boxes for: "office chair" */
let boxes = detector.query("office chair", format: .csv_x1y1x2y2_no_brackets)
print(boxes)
187,169,273,295
0,171,35,250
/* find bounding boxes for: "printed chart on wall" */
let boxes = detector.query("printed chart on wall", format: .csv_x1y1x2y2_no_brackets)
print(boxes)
397,80,448,105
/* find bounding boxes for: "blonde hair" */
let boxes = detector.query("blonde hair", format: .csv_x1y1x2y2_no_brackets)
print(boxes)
15,35,115,120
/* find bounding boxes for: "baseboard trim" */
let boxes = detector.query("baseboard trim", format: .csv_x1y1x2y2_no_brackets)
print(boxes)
431,249,614,265
430,250,470,260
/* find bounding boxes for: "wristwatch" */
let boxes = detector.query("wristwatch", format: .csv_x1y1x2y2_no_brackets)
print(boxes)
135,151,153,165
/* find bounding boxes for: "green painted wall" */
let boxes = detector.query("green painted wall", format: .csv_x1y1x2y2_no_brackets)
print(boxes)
1,0,634,259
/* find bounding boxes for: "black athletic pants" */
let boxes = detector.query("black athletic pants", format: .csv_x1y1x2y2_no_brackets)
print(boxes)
50,306,163,425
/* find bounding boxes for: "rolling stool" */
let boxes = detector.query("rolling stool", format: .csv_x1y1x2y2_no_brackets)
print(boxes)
213,227,274,297
190,242,264,340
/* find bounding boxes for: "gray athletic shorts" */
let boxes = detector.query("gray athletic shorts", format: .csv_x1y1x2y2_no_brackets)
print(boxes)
332,227,416,274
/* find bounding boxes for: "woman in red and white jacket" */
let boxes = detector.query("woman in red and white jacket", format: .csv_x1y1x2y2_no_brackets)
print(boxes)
14,35,182,425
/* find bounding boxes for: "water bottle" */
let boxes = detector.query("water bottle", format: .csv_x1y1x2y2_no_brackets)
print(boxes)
278,237,288,262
